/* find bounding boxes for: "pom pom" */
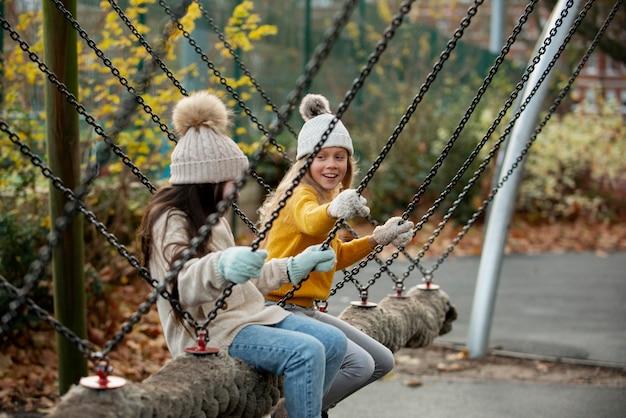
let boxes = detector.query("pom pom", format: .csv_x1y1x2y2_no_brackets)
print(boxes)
172,92,230,137
299,94,332,121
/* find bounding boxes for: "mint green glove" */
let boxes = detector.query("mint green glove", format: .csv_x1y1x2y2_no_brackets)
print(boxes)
218,247,268,284
287,244,336,284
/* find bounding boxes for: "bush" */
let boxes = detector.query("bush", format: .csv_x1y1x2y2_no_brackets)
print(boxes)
0,211,53,343
518,99,626,222
352,78,499,223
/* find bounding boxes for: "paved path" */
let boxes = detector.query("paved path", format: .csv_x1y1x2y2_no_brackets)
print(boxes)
327,251,626,417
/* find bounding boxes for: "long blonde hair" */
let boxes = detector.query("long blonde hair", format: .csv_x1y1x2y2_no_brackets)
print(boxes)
257,155,359,231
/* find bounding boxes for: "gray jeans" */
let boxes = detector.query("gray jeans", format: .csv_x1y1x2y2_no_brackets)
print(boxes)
267,302,395,410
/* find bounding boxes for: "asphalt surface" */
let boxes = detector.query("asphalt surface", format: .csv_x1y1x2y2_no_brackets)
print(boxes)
326,251,626,418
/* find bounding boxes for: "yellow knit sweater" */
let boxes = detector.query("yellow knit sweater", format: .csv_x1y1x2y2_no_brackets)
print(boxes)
265,185,374,307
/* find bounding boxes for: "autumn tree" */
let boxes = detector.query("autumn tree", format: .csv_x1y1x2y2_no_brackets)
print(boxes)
0,0,277,359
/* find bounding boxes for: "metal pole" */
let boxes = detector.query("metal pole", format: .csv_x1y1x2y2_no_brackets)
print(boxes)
43,0,88,393
489,0,504,53
484,0,507,217
467,0,583,358
0,0,4,107
304,0,311,74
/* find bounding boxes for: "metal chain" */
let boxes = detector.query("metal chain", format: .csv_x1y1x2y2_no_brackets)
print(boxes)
396,0,580,284
47,0,178,145
415,0,611,279
194,0,299,149
157,0,305,212
411,0,587,267
351,0,536,285
228,171,273,237
158,0,291,154
275,0,418,306
102,0,619,346
405,0,540,225
1,2,199,353
153,0,364,314
158,0,360,167
0,0,323,345
326,0,484,298
0,275,96,358
189,0,307,219
0,125,100,351
231,202,259,235
136,207,235,346
92,0,353,334
0,11,213,355
106,0,189,97
340,220,401,283
4,0,616,363
253,0,361,173
0,16,157,193
381,0,544,280
0,122,192,357
355,0,483,199
332,0,576,292
154,0,358,320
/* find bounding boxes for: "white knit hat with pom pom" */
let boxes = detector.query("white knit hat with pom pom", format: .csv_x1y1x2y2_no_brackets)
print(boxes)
296,94,353,160
169,91,249,184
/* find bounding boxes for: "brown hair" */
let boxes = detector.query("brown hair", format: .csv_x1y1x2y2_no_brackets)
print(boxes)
137,182,227,324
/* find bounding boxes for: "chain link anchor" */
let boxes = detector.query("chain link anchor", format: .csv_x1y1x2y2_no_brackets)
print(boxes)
417,273,440,291
388,281,409,298
315,300,329,313
80,357,125,390
350,289,377,308
185,330,219,355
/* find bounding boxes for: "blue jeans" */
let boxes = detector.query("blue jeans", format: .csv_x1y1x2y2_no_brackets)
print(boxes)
282,304,395,410
229,314,347,418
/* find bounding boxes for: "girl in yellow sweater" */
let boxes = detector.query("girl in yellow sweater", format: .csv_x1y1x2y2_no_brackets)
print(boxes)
259,94,414,414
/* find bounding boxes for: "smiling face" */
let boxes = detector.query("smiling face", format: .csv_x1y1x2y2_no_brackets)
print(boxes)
309,147,349,192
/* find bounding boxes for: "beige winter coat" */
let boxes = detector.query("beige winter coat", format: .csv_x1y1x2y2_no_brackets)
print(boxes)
150,210,290,357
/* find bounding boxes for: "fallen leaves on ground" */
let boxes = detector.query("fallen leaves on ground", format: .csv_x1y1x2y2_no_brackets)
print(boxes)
393,344,626,387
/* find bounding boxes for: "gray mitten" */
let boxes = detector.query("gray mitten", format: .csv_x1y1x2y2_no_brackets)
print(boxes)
327,189,370,219
372,216,414,247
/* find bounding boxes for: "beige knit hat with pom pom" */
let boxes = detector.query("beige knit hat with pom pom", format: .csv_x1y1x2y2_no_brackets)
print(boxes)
169,91,249,184
296,94,353,160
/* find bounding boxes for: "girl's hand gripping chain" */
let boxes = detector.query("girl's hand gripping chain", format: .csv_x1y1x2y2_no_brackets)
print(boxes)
287,244,337,284
372,216,414,247
327,189,370,219
218,247,268,284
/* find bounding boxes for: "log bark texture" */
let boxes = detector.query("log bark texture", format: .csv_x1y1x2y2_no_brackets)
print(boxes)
48,286,456,417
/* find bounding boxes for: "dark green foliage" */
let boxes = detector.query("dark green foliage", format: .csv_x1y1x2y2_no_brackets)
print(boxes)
0,212,53,343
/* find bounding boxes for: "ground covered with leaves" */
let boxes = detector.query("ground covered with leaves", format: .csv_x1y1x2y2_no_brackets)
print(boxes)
1,218,626,415
393,344,626,388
